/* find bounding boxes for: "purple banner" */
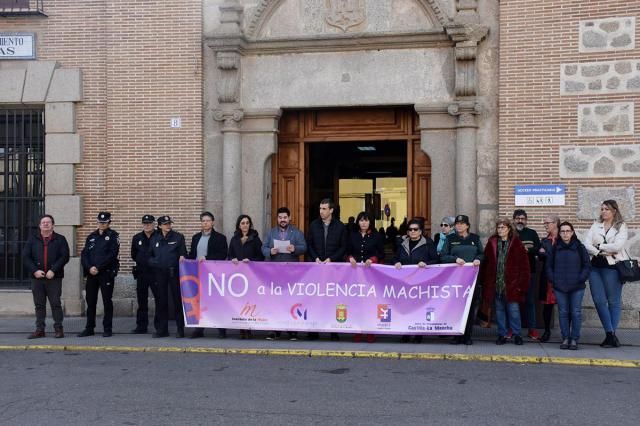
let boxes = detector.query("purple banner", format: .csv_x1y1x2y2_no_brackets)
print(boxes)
180,260,479,335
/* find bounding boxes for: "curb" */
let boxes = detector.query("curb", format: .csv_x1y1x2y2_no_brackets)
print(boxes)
0,344,639,368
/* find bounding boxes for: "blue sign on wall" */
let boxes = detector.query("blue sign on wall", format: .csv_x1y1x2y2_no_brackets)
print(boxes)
514,185,566,206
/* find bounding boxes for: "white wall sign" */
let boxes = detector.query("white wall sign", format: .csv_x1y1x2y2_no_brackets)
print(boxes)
514,185,566,206
0,33,35,59
170,117,182,128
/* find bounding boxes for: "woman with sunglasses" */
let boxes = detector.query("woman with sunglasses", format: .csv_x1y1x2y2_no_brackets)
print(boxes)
545,222,590,350
394,218,438,343
583,199,629,348
440,215,484,345
433,216,456,257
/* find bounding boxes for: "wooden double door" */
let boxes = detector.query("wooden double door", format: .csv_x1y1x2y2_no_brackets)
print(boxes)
272,106,431,236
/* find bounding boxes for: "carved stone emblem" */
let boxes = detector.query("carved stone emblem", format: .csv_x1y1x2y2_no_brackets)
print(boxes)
324,0,366,32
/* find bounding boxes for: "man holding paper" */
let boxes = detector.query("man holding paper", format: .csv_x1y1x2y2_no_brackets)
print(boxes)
261,206,307,340
262,207,307,262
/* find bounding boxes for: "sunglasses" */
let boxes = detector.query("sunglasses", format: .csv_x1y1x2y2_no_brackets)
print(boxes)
440,223,450,227
408,227,420,232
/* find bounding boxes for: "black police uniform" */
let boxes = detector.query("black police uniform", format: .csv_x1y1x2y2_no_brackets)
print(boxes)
80,226,120,334
149,227,187,337
131,223,157,332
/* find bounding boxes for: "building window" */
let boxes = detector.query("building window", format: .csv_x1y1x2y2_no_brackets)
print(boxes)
0,0,46,17
0,108,45,288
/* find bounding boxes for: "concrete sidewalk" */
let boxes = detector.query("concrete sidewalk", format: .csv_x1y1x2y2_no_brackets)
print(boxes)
1,316,639,368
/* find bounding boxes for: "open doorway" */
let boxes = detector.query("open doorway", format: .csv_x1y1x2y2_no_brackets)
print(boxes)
307,140,407,234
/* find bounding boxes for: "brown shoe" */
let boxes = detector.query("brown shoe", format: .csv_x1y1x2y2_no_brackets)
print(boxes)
54,328,64,338
28,329,45,339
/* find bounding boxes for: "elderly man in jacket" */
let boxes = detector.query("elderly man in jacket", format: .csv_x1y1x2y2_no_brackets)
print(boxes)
22,214,70,339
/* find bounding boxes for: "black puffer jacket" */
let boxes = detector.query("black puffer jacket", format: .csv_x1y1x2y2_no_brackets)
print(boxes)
393,236,438,265
545,237,591,293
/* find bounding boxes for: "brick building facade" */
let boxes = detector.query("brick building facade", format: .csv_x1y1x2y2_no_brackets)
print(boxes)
1,0,638,327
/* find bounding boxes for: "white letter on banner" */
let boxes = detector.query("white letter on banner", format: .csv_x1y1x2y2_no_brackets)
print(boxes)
208,273,225,296
228,273,249,297
383,285,396,298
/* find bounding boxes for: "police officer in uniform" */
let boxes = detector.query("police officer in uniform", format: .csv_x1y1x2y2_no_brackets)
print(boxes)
130,214,157,334
79,212,120,337
149,215,187,338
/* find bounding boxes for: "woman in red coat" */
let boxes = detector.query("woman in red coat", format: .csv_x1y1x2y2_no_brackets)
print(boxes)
481,217,531,345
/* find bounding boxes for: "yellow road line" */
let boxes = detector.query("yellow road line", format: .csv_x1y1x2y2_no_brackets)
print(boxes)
1,344,638,368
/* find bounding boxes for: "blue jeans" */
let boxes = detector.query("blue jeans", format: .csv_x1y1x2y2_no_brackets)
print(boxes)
553,288,585,341
589,267,622,333
495,293,521,337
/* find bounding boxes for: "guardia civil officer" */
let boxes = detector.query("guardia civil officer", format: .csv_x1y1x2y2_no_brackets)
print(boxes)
130,215,157,334
79,212,120,337
149,215,187,338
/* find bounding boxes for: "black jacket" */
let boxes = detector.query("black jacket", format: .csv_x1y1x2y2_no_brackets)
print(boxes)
517,227,541,272
187,230,228,260
393,236,438,265
81,228,120,276
228,229,264,261
130,230,155,275
22,232,70,279
148,230,187,270
347,230,385,263
307,218,347,262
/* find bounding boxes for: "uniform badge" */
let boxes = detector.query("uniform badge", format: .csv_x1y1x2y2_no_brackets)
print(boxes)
105,236,110,241
156,242,159,247
138,241,142,245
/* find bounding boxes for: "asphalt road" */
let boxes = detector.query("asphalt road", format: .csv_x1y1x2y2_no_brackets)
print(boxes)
1,351,639,425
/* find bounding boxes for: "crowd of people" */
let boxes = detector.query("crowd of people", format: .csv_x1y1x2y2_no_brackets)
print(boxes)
22,199,630,350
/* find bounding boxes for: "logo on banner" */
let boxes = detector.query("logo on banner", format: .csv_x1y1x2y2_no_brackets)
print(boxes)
232,302,268,323
377,304,391,322
426,308,435,322
290,303,308,320
336,304,348,323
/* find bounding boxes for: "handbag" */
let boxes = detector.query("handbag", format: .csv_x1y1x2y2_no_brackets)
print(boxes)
615,250,640,283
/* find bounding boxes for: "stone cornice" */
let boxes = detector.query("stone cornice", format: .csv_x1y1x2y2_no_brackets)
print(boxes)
207,31,452,55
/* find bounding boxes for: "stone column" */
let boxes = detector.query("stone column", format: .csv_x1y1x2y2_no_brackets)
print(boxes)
415,104,457,233
448,102,481,231
214,109,244,238
240,109,282,236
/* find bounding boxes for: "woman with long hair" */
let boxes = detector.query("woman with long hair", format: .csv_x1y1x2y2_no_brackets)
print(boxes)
545,222,591,350
583,200,629,348
537,214,560,342
481,217,530,346
228,214,264,339
347,211,385,343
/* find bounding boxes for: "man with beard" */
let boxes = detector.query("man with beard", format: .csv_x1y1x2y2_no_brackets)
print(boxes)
513,209,541,340
262,206,307,340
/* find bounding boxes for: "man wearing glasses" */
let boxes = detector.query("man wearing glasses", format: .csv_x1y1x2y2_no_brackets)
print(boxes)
513,209,541,340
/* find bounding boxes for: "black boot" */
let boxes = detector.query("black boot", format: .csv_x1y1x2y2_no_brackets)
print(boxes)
600,332,614,348
612,332,621,348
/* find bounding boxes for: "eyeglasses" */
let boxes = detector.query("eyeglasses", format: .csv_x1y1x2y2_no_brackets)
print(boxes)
543,221,553,225
497,225,508,229
408,227,420,232
440,223,450,227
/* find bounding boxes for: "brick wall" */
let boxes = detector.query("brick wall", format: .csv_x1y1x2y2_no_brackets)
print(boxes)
499,0,639,235
2,1,204,269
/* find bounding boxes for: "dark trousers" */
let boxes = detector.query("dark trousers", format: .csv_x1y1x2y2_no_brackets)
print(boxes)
135,272,157,329
31,278,63,330
85,273,114,330
464,285,482,339
155,270,184,333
